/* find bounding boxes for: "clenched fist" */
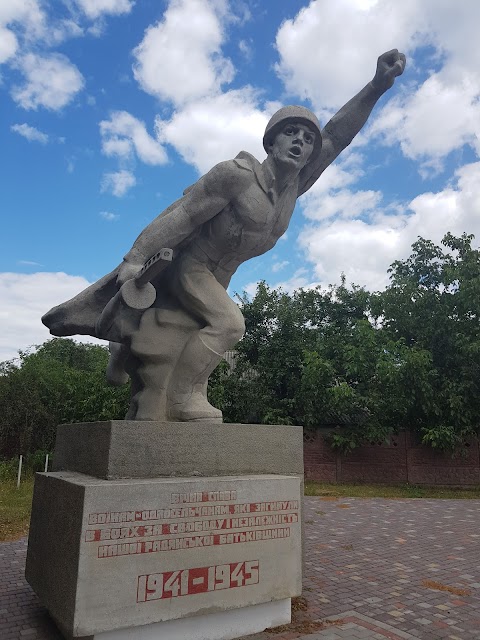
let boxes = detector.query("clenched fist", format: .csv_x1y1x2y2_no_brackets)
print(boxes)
372,49,406,93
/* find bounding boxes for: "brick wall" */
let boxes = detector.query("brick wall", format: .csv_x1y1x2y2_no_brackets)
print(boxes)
304,429,480,486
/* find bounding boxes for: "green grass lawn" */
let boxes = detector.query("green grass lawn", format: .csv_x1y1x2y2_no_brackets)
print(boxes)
1,478,480,542
305,480,480,499
0,477,34,541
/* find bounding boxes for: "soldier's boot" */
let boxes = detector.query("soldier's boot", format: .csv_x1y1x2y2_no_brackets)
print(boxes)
167,334,223,422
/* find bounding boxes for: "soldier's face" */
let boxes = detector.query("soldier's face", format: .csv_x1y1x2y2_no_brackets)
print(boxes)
270,122,316,170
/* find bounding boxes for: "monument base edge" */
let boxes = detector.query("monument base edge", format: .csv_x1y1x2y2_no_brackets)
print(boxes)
75,598,291,640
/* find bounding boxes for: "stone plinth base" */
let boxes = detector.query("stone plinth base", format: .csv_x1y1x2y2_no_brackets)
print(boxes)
26,472,302,639
83,599,290,640
52,421,304,479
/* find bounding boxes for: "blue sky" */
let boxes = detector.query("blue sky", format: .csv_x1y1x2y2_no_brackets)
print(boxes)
1,0,480,361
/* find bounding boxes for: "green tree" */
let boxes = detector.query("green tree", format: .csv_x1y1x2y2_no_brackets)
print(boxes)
209,233,480,452
371,233,480,449
0,339,129,458
210,281,382,436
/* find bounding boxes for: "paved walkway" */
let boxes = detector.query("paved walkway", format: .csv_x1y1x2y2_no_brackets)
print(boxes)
1,497,480,639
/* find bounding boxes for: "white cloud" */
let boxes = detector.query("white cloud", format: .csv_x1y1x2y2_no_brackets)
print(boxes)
238,39,253,62
100,111,168,165
242,281,261,299
275,0,421,112
408,163,480,242
300,218,401,290
156,89,280,174
275,0,480,170
243,268,316,298
0,26,18,64
273,268,315,293
12,53,84,110
272,260,289,273
298,161,480,291
303,187,382,222
74,0,134,19
0,0,47,63
132,0,234,105
370,71,480,170
305,151,366,196
0,272,104,362
101,169,136,196
229,1,251,26
299,151,384,222
11,122,48,143
0,0,46,32
48,19,84,44
99,211,119,221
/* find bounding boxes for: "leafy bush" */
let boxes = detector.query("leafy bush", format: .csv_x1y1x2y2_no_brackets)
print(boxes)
0,339,129,458
0,458,19,482
26,449,52,473
208,234,480,452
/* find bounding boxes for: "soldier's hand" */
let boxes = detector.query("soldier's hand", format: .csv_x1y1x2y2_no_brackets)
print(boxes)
116,260,141,287
372,49,406,92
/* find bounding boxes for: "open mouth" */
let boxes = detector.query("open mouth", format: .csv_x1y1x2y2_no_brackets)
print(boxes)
289,145,302,157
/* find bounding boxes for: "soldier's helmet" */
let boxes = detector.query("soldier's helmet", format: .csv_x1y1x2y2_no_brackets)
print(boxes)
263,105,322,162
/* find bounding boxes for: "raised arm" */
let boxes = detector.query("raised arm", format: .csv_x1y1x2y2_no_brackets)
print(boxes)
298,49,406,196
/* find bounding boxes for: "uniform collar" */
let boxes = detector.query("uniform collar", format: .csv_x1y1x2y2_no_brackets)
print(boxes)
235,151,276,203
235,150,298,204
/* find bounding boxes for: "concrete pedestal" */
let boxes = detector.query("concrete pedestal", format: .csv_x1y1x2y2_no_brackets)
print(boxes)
52,421,304,479
91,599,291,640
26,422,304,639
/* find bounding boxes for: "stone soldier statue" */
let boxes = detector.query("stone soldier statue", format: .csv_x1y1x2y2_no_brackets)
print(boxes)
43,49,406,423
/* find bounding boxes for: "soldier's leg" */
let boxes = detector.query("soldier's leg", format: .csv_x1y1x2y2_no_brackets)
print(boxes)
106,341,129,386
167,255,245,421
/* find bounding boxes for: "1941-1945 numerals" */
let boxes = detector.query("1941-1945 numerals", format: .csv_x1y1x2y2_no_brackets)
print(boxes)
137,560,259,602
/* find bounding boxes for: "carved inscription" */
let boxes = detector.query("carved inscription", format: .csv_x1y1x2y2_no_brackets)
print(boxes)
85,492,299,559
137,560,259,602
74,478,302,619
96,527,291,557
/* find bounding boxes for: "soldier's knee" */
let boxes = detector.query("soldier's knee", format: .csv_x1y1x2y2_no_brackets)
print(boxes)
211,306,245,350
228,310,245,345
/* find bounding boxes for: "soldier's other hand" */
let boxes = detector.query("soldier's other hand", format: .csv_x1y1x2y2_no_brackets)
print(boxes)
372,49,406,92
116,261,141,287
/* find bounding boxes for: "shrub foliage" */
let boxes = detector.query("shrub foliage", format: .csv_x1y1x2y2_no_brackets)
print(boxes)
209,233,480,452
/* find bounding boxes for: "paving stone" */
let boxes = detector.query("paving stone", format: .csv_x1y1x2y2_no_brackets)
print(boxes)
1,497,480,639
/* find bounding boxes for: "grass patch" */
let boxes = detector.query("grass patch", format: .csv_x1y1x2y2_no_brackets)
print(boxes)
422,580,471,597
265,596,345,634
304,480,480,499
0,476,34,541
